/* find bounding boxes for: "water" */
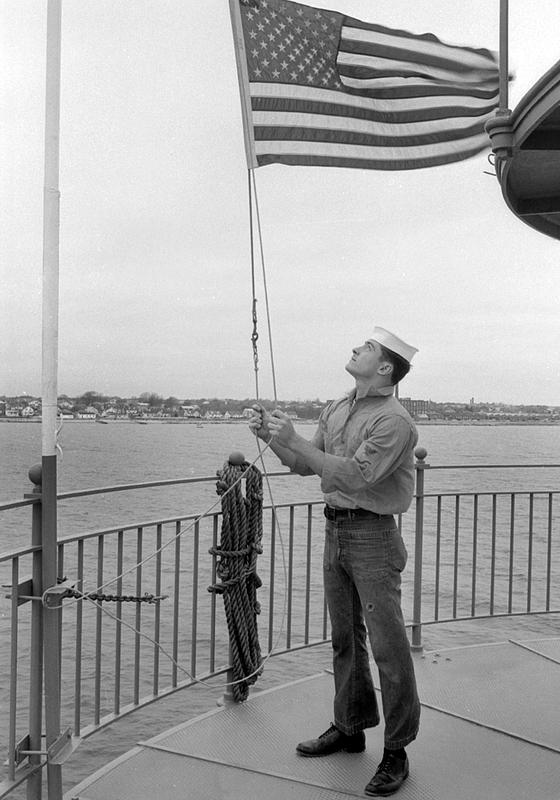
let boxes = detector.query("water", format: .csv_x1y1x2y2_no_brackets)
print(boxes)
1,420,559,794
2,418,559,503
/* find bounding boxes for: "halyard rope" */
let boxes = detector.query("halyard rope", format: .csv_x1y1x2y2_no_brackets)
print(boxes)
205,170,286,698
250,168,279,402
52,169,291,694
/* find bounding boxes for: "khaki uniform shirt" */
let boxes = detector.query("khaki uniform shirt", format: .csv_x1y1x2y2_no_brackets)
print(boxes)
291,386,418,515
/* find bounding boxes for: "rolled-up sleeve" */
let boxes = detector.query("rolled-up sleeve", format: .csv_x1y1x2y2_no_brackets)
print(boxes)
289,423,325,476
320,416,414,494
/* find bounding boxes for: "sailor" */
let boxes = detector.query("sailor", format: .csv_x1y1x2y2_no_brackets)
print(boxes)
249,326,420,796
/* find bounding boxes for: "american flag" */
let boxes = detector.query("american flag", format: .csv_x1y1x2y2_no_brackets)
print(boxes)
230,0,499,170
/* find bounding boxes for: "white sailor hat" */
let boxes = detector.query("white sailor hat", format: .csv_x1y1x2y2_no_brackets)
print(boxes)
367,327,418,363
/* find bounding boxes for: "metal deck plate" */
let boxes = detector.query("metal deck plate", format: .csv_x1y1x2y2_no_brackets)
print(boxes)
415,640,560,750
513,637,560,662
67,640,560,800
70,748,364,800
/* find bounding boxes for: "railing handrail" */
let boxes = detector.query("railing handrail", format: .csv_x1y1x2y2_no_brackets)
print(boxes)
55,470,294,500
0,544,41,563
0,471,295,512
421,489,559,499
0,498,39,512
419,462,560,471
2,461,558,513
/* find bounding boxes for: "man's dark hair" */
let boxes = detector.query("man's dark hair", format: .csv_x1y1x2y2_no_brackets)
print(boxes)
379,345,411,385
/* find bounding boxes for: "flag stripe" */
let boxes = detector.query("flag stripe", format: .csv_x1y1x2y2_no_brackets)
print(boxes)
252,112,493,147
254,133,491,169
340,23,497,74
255,151,485,169
230,0,499,171
337,51,499,89
339,73,498,97
251,84,497,121
253,124,491,148
335,77,499,100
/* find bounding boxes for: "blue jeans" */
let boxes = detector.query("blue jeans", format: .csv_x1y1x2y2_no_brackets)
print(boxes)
323,515,420,749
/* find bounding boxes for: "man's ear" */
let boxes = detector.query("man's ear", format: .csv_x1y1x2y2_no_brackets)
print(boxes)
378,362,393,376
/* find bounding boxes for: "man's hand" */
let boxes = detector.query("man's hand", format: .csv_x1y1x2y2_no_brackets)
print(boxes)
250,407,324,476
248,404,272,442
268,409,296,447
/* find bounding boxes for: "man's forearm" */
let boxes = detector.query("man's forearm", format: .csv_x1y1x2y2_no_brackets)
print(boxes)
282,432,326,477
267,437,298,470
264,409,325,476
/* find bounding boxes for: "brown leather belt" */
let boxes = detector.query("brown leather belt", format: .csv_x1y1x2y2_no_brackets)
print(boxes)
324,505,389,521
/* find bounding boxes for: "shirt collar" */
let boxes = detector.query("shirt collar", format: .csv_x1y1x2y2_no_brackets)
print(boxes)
351,384,394,402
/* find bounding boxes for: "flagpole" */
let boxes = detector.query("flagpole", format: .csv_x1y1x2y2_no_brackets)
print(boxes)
498,0,509,112
43,0,61,460
485,0,512,159
229,0,258,169
42,1,63,797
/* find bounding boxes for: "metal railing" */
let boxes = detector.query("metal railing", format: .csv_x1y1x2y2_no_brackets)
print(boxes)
1,449,559,799
408,449,560,646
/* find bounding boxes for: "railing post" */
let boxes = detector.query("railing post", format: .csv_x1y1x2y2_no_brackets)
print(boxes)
42,452,63,800
411,447,428,652
27,465,45,800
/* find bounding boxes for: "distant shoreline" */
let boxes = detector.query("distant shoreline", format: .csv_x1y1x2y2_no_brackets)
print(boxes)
1,417,559,427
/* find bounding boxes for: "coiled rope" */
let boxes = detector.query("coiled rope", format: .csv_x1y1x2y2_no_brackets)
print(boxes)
208,454,264,701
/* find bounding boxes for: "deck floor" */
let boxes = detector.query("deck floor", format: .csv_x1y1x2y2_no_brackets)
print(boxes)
67,637,560,800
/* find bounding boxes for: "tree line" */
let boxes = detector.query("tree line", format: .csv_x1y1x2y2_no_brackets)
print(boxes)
56,392,327,420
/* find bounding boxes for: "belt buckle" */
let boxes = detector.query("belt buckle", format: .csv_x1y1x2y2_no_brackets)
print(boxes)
325,505,339,521
328,506,354,520
325,505,368,521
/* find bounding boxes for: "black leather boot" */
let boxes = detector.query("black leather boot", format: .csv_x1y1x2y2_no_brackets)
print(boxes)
296,724,366,757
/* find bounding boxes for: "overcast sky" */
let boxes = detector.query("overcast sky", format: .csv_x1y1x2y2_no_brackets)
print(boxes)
2,1,560,405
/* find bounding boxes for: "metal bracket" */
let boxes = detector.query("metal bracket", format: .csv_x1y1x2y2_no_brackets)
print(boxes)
3,577,35,606
15,728,78,767
42,579,77,608
3,577,79,606
47,728,76,765
14,734,32,766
